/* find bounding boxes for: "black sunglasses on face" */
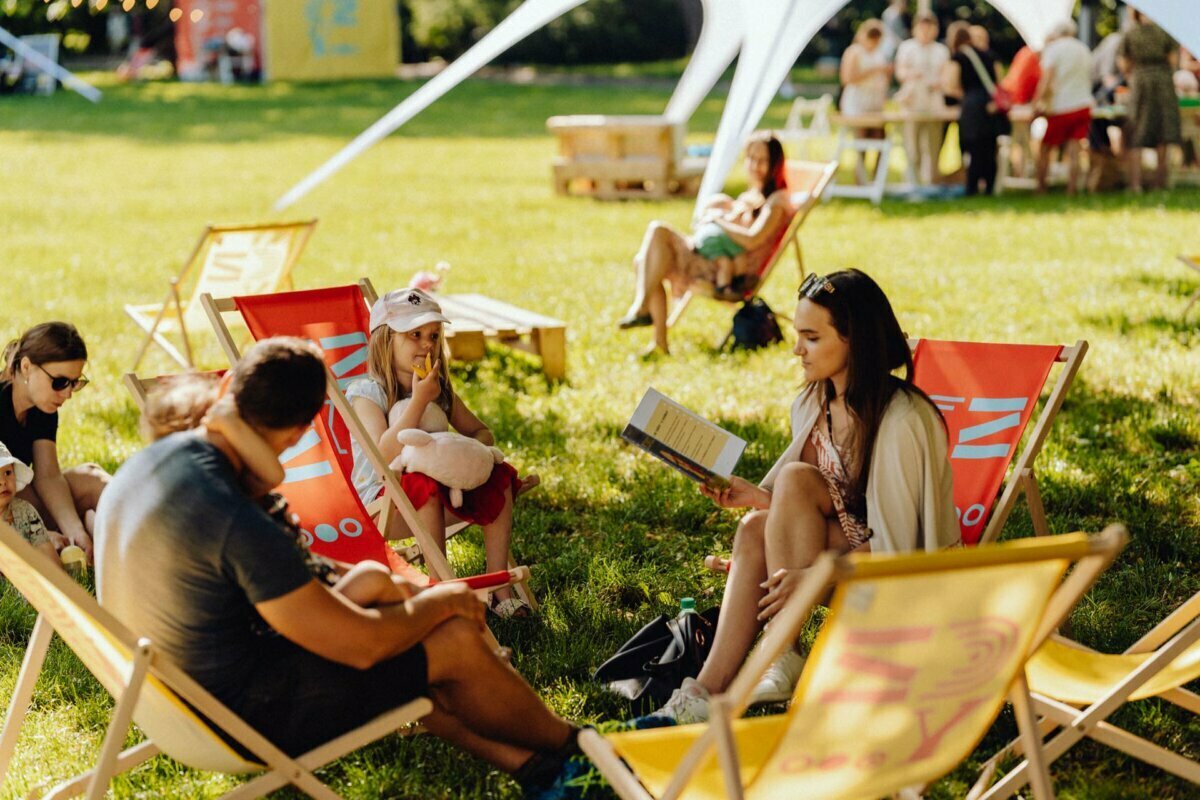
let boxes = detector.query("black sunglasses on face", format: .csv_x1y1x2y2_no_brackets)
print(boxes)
36,364,89,392
798,273,836,299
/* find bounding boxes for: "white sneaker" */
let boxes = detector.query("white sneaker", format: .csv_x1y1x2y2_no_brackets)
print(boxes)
653,677,711,724
749,648,807,707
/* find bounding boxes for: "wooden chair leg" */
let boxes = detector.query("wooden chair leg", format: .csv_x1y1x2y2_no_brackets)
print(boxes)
1023,469,1052,538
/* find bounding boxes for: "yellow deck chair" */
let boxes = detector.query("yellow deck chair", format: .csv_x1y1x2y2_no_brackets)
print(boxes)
0,519,430,799
126,220,317,371
1179,254,1200,320
971,589,1200,798
200,281,537,612
666,160,837,342
582,526,1128,800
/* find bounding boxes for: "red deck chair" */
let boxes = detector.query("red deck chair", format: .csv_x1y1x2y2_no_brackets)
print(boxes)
200,283,537,610
911,339,1088,546
666,160,837,343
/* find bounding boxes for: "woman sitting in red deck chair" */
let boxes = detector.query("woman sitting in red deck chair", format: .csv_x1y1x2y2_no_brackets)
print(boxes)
618,132,794,355
649,270,960,725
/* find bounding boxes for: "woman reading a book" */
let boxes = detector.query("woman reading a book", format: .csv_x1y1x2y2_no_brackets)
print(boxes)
617,132,793,355
650,269,960,724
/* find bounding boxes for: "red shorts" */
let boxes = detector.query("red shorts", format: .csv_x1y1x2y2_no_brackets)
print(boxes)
1041,107,1091,148
376,462,520,526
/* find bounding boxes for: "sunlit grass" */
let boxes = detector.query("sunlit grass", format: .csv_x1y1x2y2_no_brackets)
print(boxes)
1,77,1198,798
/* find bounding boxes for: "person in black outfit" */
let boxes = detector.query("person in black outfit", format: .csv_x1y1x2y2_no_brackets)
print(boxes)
943,24,1004,195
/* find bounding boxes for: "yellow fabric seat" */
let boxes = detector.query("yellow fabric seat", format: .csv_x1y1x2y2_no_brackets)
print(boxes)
583,530,1127,800
1027,637,1200,705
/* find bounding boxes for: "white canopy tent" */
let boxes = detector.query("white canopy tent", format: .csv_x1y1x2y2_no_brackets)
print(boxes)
275,0,1199,213
275,0,739,211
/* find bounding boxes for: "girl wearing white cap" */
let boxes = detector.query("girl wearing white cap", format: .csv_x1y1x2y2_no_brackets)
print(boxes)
346,288,534,619
0,441,60,562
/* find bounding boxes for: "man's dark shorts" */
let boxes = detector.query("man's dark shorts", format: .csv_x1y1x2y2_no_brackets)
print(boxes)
225,636,429,758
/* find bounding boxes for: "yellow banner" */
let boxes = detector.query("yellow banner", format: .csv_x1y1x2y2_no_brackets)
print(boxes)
264,0,399,81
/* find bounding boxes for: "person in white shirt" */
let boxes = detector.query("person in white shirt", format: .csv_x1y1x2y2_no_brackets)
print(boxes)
1034,20,1096,194
895,13,951,185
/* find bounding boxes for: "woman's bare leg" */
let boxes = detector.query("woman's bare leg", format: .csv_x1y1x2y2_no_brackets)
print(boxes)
1155,144,1169,189
763,462,834,575
1128,146,1143,192
625,222,688,354
480,487,515,603
694,510,769,694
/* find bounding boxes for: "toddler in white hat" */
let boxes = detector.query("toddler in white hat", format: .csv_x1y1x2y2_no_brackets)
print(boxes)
0,441,60,562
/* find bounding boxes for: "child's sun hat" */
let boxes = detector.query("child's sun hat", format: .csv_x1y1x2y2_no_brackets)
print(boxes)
0,442,34,492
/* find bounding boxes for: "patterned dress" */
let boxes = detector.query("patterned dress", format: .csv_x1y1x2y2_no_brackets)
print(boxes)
808,406,872,550
1119,24,1182,148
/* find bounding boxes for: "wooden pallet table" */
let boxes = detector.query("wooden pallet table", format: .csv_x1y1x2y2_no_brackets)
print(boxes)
546,114,706,200
436,293,567,380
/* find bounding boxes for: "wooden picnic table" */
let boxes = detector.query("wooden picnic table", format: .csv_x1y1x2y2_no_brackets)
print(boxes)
435,293,567,380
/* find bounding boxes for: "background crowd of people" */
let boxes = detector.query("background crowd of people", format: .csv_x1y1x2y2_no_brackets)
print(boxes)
837,6,1198,194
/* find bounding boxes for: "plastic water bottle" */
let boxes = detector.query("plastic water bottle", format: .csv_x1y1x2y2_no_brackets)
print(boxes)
679,597,697,615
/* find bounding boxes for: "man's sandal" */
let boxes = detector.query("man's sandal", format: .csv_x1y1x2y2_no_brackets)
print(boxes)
489,596,533,620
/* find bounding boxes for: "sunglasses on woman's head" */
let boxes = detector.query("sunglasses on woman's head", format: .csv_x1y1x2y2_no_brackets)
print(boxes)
36,364,89,392
798,273,836,299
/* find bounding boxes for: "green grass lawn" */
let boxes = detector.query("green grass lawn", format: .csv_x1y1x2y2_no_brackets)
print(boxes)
1,75,1198,799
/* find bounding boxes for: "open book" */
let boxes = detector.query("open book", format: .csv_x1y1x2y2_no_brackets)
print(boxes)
622,388,746,488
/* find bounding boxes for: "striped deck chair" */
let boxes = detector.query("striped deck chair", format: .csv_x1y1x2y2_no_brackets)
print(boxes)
972,588,1200,798
667,160,837,344
126,220,316,371
583,527,1127,800
910,339,1088,546
0,518,432,799
200,282,537,610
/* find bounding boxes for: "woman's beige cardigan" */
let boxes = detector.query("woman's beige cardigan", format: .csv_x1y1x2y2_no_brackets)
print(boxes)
760,386,961,553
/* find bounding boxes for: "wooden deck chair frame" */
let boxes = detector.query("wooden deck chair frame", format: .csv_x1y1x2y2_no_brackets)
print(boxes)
1179,254,1200,320
126,220,317,371
583,526,1127,800
971,589,1200,799
200,282,537,612
666,160,837,339
0,519,431,800
910,338,1089,546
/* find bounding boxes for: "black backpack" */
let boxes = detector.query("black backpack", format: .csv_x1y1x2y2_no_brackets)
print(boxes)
729,297,784,350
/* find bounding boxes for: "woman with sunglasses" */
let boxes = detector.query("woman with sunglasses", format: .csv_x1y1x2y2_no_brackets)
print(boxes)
651,269,959,725
1,322,109,562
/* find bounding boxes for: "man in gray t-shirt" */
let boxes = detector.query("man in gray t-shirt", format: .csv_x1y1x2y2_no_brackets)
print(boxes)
95,338,588,797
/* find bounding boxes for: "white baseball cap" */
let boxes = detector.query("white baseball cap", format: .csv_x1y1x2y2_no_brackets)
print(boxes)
369,288,451,334
0,442,34,492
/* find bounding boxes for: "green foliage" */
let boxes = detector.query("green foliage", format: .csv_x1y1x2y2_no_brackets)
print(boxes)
0,76,1198,797
405,0,689,64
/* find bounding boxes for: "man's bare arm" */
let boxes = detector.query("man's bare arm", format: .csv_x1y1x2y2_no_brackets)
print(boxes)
256,580,485,669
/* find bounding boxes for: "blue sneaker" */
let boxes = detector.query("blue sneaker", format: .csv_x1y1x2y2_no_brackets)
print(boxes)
523,752,614,800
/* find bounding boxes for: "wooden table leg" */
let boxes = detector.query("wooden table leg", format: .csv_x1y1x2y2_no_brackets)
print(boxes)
535,327,567,380
449,331,487,362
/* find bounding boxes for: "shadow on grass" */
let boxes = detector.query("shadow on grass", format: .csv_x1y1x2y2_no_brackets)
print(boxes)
868,187,1200,219
1,78,682,145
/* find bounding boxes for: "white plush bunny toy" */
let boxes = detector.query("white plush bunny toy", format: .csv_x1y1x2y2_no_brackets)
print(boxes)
386,400,505,508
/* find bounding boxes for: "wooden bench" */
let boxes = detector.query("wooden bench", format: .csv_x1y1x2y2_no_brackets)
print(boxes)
435,293,567,380
546,114,706,200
